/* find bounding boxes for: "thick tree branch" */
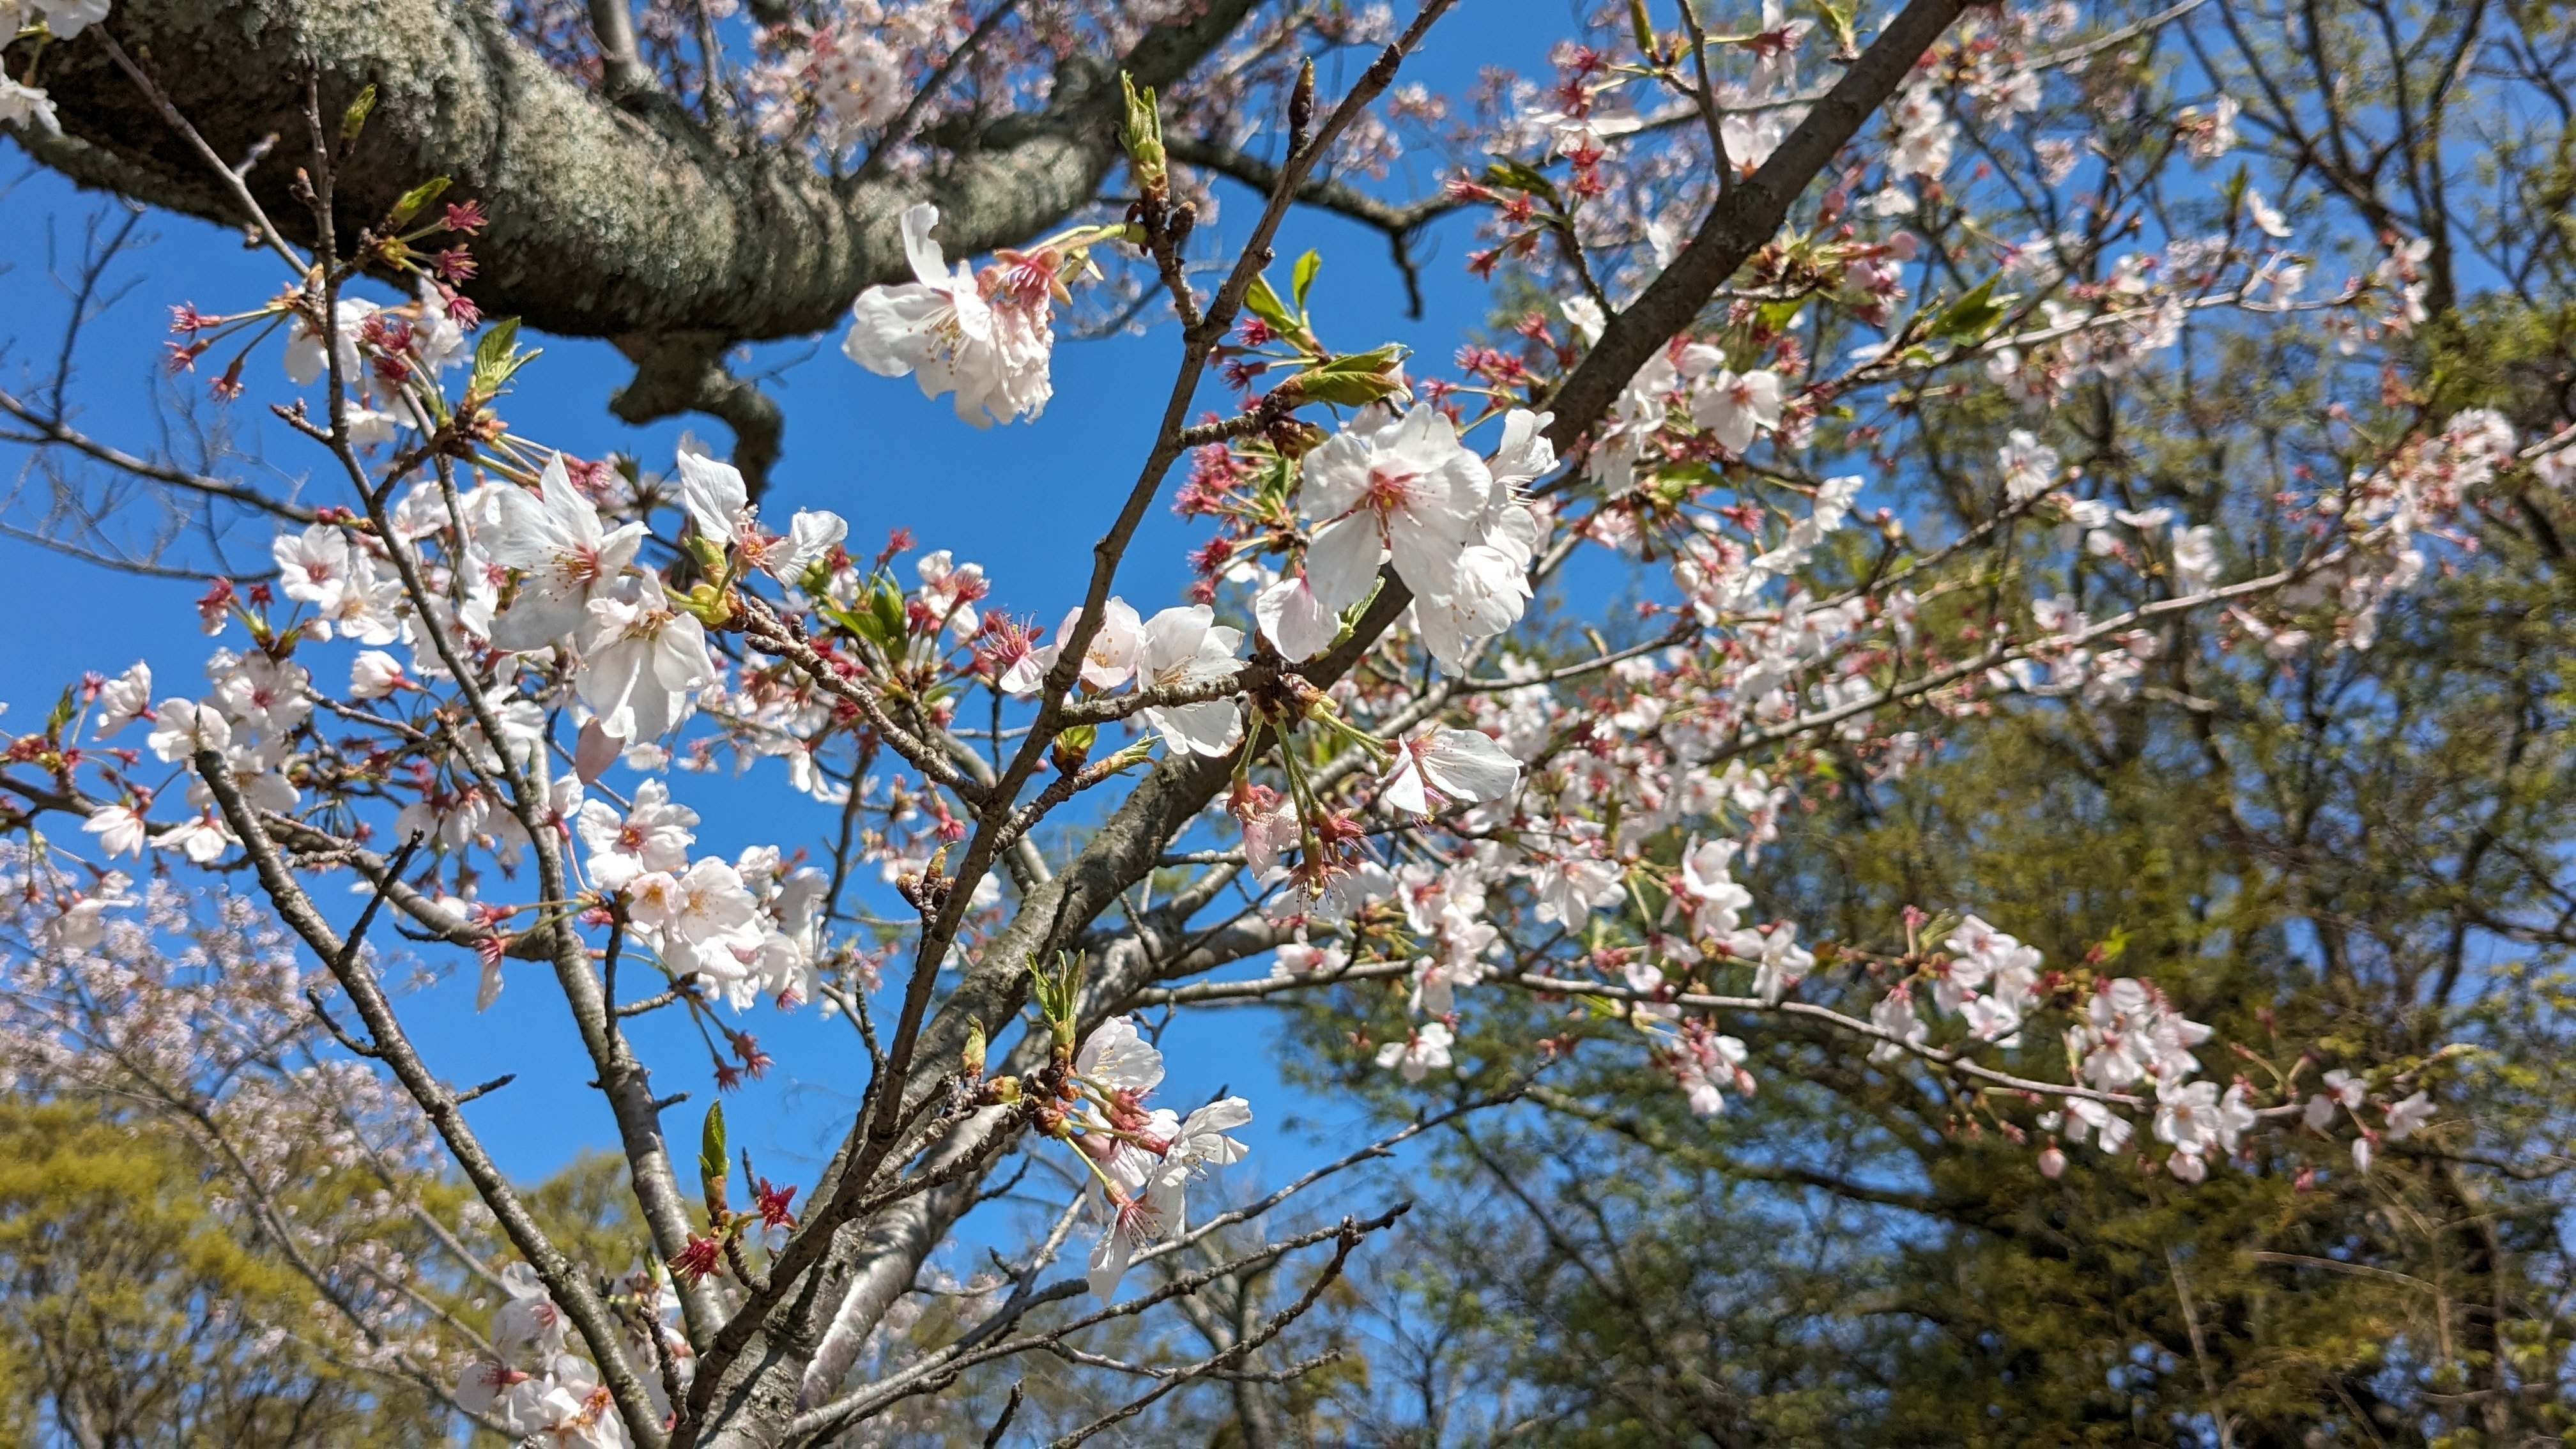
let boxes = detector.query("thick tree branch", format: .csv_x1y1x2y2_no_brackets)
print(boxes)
13,0,1262,342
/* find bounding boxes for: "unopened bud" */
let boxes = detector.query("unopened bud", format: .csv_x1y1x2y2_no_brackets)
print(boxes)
1052,723,1097,774
682,530,730,575
339,83,379,148
672,580,736,627
1627,0,1658,59
962,1023,988,1082
1287,59,1315,153
1119,73,1167,194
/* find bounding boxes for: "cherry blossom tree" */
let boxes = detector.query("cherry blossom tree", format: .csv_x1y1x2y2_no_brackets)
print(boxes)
7,0,2572,1440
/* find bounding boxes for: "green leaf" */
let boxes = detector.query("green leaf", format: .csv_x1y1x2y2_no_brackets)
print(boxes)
468,317,539,399
1481,158,1563,208
1283,342,1410,406
339,84,378,147
46,686,77,735
1756,295,1810,333
868,571,908,649
387,176,452,228
1243,273,1307,346
1928,275,2011,344
1291,249,1322,313
698,1103,728,1189
472,317,519,376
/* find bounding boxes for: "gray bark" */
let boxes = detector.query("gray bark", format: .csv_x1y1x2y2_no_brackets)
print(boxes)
8,0,1260,342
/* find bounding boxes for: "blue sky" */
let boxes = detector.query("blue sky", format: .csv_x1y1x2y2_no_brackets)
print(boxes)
0,10,1574,1206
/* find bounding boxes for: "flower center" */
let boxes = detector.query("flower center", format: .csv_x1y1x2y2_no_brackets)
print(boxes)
1365,459,1428,514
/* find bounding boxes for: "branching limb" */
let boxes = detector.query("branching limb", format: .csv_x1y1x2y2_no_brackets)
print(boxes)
1163,134,1461,318
610,333,786,500
188,756,668,1446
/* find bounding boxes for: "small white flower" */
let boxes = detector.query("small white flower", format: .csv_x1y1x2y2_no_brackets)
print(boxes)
2244,187,2292,239
487,455,650,652
1146,1096,1253,1237
2000,429,2060,501
772,509,848,580
1015,598,1144,694
577,583,714,745
1379,727,1521,815
843,203,1054,427
1075,1017,1166,1094
1300,404,1494,615
1375,1020,1455,1082
2384,1090,2434,1141
1726,921,1814,1004
146,698,231,763
1684,358,1784,454
1135,605,1245,758
91,662,153,736
81,804,149,859
1673,838,1751,935
577,779,700,892
349,650,411,700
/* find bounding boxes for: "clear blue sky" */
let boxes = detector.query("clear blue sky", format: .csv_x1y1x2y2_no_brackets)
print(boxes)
0,7,1574,1200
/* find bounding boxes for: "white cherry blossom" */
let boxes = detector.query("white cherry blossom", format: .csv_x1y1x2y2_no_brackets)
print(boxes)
843,203,1053,427
577,583,714,745
1135,604,1245,757
91,662,152,736
2000,429,2060,501
1683,353,1785,454
577,779,700,891
1299,404,1494,615
81,804,148,859
1376,1020,1455,1082
487,456,649,652
1013,597,1144,694
1379,726,1521,815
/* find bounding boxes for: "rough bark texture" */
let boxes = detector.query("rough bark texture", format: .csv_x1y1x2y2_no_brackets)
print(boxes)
10,0,1259,342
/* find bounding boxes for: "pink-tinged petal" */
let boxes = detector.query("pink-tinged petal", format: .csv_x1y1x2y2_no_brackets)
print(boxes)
1303,513,1384,615
1379,752,1432,815
1254,575,1337,662
1299,428,1375,518
842,284,951,376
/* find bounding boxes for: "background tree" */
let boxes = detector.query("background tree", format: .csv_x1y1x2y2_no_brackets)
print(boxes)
1243,0,2576,1438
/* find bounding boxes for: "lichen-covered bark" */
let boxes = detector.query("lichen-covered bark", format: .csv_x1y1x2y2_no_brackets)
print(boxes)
10,0,1259,342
